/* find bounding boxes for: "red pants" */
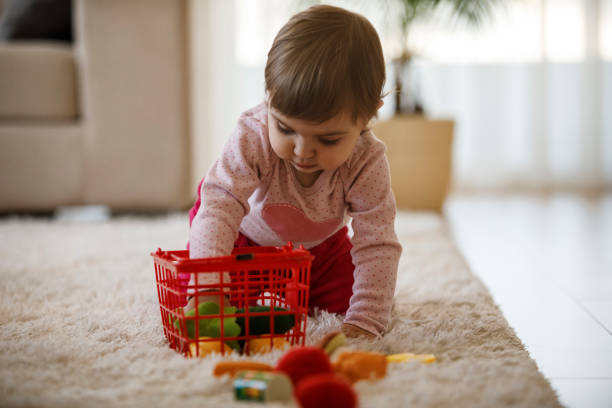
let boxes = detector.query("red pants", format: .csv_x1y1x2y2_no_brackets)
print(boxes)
188,179,354,314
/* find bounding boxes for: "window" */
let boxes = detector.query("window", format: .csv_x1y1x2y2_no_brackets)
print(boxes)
234,0,612,65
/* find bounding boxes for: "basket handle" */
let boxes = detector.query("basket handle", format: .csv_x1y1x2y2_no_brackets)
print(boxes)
235,253,254,261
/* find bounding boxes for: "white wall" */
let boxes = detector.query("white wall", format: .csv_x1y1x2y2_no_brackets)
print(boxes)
188,0,268,193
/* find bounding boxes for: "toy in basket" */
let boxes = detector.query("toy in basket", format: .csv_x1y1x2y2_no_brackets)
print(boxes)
152,242,312,357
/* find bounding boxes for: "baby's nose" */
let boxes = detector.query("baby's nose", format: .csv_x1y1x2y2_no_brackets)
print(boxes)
294,137,315,158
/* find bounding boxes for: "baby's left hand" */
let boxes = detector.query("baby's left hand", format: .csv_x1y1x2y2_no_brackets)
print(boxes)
341,323,376,339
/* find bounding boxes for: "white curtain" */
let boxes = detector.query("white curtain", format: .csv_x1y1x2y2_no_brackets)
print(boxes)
410,0,612,192
190,0,612,193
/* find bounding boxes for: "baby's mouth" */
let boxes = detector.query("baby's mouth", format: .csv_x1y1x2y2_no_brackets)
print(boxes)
293,162,317,169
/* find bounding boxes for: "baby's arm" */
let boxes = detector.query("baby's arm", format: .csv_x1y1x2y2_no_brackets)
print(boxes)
343,142,402,336
185,194,241,310
187,168,253,299
188,108,272,299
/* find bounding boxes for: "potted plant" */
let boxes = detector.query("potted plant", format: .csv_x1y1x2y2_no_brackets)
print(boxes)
387,0,500,114
370,0,501,211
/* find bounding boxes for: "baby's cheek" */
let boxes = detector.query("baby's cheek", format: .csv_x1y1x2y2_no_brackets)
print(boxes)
271,138,292,160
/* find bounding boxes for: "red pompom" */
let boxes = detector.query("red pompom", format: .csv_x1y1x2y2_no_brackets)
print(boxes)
295,373,357,408
275,346,332,386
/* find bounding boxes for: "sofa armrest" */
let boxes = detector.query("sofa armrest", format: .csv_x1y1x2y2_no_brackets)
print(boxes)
75,0,190,210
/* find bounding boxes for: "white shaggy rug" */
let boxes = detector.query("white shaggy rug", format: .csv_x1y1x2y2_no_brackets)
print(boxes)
0,212,561,408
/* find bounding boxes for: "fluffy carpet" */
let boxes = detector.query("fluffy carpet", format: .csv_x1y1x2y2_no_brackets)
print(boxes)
0,212,561,407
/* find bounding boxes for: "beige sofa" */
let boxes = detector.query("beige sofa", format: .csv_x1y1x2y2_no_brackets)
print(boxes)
0,0,191,211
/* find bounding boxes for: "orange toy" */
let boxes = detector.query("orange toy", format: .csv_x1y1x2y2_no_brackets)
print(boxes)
213,360,274,377
189,337,233,357
333,351,387,383
246,337,290,354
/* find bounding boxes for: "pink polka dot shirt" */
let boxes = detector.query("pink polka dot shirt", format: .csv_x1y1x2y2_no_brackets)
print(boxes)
189,102,402,335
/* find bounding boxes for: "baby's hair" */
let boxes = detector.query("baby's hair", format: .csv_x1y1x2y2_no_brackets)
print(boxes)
265,5,385,124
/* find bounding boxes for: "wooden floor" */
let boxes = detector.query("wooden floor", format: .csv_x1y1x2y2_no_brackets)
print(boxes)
444,193,612,408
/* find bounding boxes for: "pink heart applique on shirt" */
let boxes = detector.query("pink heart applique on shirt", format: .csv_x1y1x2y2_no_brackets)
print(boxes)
262,204,340,243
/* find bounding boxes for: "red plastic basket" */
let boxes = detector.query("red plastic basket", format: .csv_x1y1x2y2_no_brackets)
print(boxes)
152,243,312,357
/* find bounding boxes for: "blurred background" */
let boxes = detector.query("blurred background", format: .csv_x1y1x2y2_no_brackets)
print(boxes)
1,0,610,213
193,0,612,198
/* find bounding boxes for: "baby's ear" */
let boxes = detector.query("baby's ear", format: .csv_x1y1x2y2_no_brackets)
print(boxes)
377,99,384,110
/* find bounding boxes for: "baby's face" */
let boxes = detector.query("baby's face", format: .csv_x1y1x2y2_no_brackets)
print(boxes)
268,106,368,178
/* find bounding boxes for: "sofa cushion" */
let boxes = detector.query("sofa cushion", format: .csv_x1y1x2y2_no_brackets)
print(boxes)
0,122,82,210
0,42,77,119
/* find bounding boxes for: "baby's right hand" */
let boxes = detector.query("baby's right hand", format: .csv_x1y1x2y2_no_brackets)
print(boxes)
341,323,376,339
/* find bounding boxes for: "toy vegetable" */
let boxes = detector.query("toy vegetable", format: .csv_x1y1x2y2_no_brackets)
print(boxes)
387,352,436,363
296,373,357,408
235,306,295,335
275,346,333,386
316,331,346,355
189,337,233,357
274,346,357,408
234,370,293,402
246,336,290,354
333,351,387,383
170,301,241,350
214,361,275,377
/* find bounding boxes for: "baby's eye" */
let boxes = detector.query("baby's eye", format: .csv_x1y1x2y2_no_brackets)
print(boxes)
276,122,294,135
319,138,340,146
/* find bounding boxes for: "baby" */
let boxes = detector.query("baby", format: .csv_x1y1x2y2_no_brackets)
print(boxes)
187,5,402,339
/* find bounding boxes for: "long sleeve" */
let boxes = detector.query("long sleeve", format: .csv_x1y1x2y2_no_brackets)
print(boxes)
188,107,273,286
343,140,402,335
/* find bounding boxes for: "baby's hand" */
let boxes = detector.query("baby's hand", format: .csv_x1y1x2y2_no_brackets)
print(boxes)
184,290,230,313
341,323,376,339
